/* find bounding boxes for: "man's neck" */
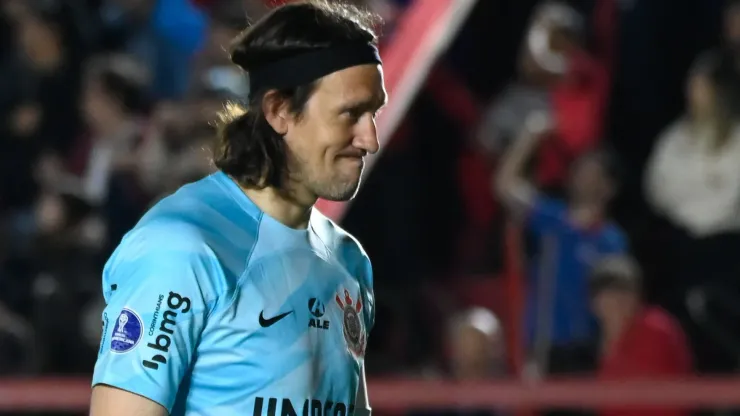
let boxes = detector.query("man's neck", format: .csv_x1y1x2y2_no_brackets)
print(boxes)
242,185,315,229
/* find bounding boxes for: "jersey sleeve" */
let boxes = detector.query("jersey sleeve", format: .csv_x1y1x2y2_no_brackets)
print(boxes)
92,226,221,412
358,254,375,333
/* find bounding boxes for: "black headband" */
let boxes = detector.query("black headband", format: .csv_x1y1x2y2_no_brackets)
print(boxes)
245,42,382,93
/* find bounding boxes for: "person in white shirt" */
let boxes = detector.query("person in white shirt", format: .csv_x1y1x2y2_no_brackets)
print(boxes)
646,52,740,238
644,50,740,373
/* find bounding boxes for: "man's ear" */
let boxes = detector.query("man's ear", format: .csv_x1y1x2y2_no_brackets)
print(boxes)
262,90,291,134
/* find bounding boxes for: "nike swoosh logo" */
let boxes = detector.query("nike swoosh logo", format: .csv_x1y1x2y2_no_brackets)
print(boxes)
259,310,293,327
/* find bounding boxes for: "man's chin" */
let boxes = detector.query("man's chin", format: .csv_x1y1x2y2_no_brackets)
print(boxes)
319,188,359,202
318,180,361,202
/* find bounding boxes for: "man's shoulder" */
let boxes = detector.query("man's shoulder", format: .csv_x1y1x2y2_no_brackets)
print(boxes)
638,307,685,338
630,307,690,355
111,175,260,280
145,174,259,229
140,175,259,247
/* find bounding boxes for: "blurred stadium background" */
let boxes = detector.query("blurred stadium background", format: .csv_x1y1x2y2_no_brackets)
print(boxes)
2,0,740,415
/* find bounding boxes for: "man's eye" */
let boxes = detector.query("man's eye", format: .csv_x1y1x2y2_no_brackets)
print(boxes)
343,109,361,121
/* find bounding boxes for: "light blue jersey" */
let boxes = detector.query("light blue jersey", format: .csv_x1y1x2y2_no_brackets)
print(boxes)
92,171,375,416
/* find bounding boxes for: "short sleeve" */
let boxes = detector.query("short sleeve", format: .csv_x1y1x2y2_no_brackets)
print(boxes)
346,235,375,335
92,227,220,412
359,255,375,333
526,196,567,236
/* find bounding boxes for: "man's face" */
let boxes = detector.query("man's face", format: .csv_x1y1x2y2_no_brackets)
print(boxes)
450,326,490,378
569,155,612,205
593,290,620,322
592,289,637,327
283,64,387,201
450,325,506,379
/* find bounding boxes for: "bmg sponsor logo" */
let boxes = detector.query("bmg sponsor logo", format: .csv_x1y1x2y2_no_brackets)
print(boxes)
253,397,355,416
142,291,191,370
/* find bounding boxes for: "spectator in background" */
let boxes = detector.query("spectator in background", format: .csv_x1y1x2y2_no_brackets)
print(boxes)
478,2,609,194
496,111,626,382
0,2,84,216
98,0,207,99
0,301,36,374
592,255,691,416
189,2,248,100
644,51,740,374
476,2,581,155
530,2,610,193
447,307,507,380
38,54,164,258
410,307,507,416
161,1,248,145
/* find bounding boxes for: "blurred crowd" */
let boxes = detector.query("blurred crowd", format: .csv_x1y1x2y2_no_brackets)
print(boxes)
1,0,740,414
488,0,740,383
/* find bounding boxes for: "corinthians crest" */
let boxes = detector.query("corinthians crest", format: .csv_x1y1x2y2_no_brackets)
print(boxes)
335,288,366,358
